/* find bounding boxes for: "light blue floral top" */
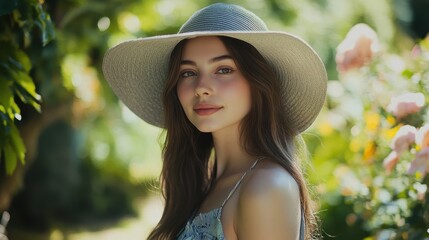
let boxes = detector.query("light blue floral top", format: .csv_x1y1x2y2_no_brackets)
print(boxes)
177,158,305,240
177,207,224,240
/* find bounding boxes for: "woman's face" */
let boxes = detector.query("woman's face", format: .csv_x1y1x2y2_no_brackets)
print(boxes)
176,36,251,133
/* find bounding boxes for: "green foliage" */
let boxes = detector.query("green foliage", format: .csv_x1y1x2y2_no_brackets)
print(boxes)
0,0,55,174
2,0,427,238
6,0,160,233
76,157,141,221
9,120,81,230
9,120,142,230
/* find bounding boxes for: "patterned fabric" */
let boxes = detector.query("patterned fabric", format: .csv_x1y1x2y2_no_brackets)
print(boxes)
177,208,305,240
177,208,224,240
176,157,305,239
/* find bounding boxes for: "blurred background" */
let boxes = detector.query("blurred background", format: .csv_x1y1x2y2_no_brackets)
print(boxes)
1,0,428,239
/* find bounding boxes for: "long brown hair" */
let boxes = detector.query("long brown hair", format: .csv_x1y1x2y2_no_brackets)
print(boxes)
148,36,319,239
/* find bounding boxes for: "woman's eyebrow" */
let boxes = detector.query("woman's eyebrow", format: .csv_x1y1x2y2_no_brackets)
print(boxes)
180,54,234,66
209,54,233,63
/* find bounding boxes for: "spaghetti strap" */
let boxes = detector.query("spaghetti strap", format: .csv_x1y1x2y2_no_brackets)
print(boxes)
219,157,264,214
299,210,305,240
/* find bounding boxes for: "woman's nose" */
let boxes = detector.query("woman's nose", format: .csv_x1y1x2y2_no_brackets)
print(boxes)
194,74,213,96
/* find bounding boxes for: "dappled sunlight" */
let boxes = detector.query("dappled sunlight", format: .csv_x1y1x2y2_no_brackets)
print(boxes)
97,17,111,32
118,12,141,33
65,195,163,240
9,195,163,240
2,0,429,239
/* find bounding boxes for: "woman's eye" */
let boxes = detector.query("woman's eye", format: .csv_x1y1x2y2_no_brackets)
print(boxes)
217,67,233,74
180,71,196,78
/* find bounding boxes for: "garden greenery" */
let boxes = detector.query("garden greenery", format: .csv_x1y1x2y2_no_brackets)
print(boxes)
0,0,55,174
312,26,429,239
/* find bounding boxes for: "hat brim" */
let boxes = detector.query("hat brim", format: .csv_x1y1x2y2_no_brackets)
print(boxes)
102,31,327,132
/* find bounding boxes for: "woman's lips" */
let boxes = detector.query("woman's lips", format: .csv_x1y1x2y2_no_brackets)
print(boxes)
194,104,222,116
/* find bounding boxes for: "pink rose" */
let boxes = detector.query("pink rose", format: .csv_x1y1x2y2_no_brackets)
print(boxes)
383,151,399,173
336,23,380,72
387,93,425,119
390,125,416,155
407,147,429,177
386,92,425,119
416,124,429,148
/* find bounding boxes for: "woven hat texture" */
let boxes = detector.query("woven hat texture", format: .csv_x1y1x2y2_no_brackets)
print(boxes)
103,3,327,132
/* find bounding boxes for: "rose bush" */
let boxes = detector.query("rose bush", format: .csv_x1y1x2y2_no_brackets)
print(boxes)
309,24,429,239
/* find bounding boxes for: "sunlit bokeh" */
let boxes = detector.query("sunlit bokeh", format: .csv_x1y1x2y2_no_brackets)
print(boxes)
97,17,111,31
2,0,429,239
118,12,141,33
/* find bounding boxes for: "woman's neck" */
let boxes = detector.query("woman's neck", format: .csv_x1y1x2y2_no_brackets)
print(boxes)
212,124,254,179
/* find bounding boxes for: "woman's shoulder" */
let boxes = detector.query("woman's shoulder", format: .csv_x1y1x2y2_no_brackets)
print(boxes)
240,159,300,197
234,159,301,239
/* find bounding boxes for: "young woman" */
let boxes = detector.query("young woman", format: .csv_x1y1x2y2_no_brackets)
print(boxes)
103,3,327,240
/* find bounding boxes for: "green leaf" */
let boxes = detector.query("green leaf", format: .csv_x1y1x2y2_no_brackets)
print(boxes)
0,108,9,124
10,99,20,117
12,8,25,27
0,109,11,133
13,70,36,94
0,77,13,109
0,99,16,121
10,123,25,164
11,67,42,112
34,4,55,46
0,112,7,149
4,142,17,175
401,69,414,79
14,84,41,112
13,49,32,72
2,121,25,175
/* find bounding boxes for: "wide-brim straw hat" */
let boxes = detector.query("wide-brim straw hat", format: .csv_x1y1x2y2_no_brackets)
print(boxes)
103,3,327,132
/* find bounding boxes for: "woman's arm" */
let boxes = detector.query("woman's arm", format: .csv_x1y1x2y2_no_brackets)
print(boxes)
235,165,301,240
